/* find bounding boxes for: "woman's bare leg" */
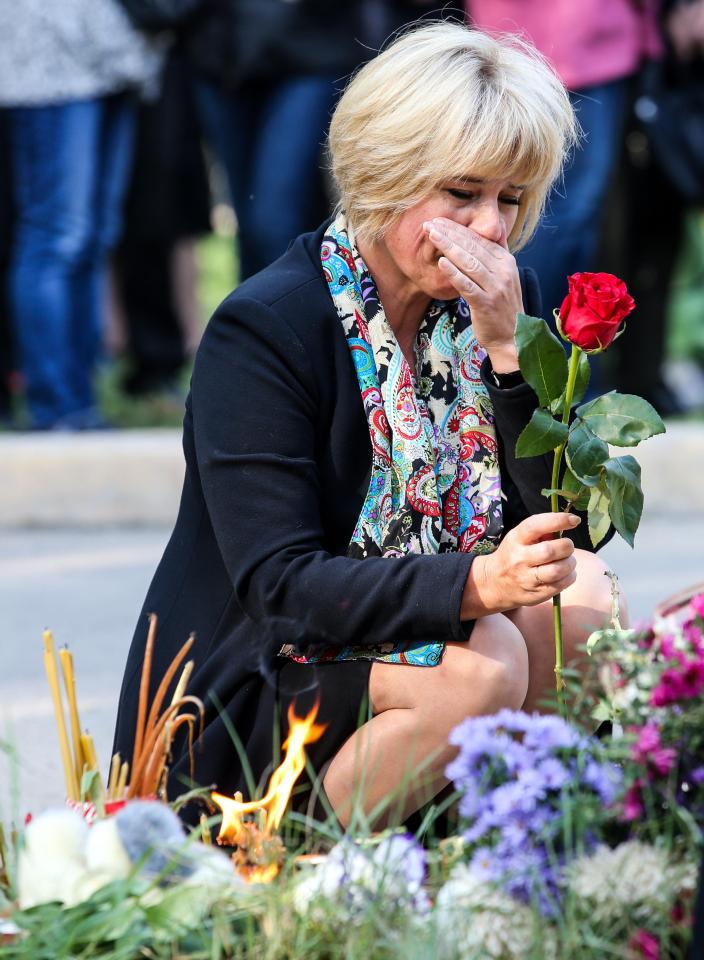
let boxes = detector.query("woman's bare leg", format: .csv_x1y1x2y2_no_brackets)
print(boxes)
322,613,529,827
507,549,625,712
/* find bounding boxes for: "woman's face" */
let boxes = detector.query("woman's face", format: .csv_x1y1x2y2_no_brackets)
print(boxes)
378,176,524,300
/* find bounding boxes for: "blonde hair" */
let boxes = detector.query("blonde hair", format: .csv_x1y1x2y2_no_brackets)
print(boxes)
328,22,578,251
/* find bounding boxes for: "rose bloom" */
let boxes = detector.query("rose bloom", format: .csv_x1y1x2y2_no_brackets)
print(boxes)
558,272,635,353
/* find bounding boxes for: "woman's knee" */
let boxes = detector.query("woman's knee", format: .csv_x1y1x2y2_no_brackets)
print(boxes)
465,613,530,711
369,614,529,725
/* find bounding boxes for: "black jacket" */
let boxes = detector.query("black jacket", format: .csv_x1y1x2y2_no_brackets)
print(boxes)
112,221,598,798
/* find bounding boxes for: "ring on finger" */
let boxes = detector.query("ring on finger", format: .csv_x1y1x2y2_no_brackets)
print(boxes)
534,566,545,587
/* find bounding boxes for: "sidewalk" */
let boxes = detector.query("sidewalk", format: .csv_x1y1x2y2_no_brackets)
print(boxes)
0,422,702,527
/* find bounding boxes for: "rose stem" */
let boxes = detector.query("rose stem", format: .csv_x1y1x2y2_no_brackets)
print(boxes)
132,613,157,778
550,344,582,715
58,647,84,787
43,630,79,801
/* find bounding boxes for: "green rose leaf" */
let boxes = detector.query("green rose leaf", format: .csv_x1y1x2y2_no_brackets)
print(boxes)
575,392,666,447
550,350,591,416
587,485,611,548
562,465,593,511
602,455,644,547
515,407,569,458
566,419,610,481
514,312,568,408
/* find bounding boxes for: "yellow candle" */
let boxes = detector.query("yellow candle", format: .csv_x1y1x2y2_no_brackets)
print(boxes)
116,761,129,798
43,631,79,801
80,731,104,800
108,752,121,800
59,647,84,786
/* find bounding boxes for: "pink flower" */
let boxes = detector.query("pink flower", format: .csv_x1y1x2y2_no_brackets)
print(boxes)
629,929,659,960
623,780,644,821
633,723,660,755
690,593,704,619
630,723,676,776
650,659,704,706
658,634,677,660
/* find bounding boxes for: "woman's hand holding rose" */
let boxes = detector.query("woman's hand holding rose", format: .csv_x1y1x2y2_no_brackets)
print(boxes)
461,512,582,619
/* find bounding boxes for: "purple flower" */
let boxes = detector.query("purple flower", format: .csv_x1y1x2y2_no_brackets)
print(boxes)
521,714,581,751
448,710,619,912
534,758,569,790
582,759,622,805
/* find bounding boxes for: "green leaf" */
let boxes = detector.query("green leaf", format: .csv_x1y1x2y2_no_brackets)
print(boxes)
591,701,613,723
514,312,568,407
515,407,569,458
550,350,591,415
562,466,592,511
586,626,636,656
541,486,583,502
587,486,611,548
565,419,609,481
576,392,666,447
601,455,644,547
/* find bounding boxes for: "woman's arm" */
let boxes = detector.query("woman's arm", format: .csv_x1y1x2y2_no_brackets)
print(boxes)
191,295,474,649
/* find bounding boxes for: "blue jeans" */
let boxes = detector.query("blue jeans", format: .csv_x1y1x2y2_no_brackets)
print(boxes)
8,94,136,428
518,79,629,328
195,75,336,279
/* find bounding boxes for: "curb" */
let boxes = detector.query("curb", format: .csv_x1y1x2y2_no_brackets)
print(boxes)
0,423,701,527
0,430,184,527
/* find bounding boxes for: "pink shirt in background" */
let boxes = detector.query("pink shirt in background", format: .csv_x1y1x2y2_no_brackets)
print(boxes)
465,0,662,90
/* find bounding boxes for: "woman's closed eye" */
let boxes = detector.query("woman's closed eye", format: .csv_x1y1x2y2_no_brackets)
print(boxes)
445,188,521,206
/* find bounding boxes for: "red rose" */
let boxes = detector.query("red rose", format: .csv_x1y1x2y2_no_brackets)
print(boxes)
557,272,635,353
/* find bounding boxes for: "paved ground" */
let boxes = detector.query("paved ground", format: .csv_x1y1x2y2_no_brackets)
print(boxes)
2,513,703,816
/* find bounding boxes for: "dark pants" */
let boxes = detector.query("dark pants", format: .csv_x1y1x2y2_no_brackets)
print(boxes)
8,93,136,428
194,74,335,279
117,54,211,395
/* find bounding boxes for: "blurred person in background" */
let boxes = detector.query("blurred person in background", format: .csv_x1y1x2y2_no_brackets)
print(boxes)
183,0,366,280
115,48,212,402
605,0,704,415
464,0,661,378
0,111,14,427
0,0,162,430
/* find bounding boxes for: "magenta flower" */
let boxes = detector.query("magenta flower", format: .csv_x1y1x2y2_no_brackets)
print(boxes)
690,593,704,619
628,929,659,959
630,723,677,776
623,780,645,822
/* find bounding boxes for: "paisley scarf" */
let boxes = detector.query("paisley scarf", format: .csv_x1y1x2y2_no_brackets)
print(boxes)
285,213,503,666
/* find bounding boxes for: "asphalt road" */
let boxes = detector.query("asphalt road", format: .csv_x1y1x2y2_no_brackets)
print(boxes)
2,516,703,816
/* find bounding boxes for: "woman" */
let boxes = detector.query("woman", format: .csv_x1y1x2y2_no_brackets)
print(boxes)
113,23,617,827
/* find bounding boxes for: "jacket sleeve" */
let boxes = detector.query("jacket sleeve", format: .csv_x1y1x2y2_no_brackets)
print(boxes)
191,295,474,649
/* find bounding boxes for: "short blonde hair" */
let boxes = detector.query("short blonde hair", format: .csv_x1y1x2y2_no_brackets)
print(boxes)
328,22,578,251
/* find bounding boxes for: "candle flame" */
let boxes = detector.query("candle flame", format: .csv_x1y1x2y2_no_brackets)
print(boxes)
212,701,325,855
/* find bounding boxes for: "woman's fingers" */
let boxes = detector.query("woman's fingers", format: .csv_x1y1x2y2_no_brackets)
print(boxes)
531,554,577,587
431,217,506,261
428,226,492,291
516,512,582,542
